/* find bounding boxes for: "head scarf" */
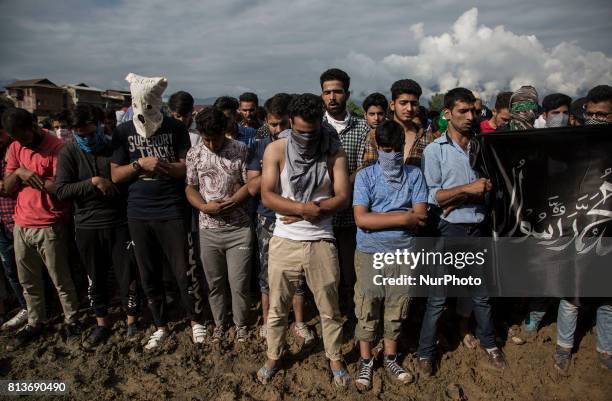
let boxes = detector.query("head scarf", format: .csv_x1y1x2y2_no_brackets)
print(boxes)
509,85,539,131
284,125,341,202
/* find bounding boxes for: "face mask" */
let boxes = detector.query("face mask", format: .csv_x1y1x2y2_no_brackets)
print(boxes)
55,128,72,140
377,150,404,190
290,129,320,159
546,113,569,128
125,73,168,138
74,125,108,153
585,118,609,125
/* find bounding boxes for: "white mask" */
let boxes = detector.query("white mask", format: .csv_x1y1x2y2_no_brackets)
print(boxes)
545,113,569,128
125,73,168,138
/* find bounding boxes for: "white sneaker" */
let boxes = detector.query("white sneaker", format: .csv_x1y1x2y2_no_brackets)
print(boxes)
1,309,28,331
192,323,206,344
144,329,168,350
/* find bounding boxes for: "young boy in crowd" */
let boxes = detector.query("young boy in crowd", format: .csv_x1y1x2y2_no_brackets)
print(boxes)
352,119,428,390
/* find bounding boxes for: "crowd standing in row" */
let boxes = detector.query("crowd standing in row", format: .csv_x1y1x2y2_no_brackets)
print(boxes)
0,69,611,391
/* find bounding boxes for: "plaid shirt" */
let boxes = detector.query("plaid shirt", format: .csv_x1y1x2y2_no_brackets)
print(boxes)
255,124,271,140
0,159,17,231
360,126,440,170
323,113,369,227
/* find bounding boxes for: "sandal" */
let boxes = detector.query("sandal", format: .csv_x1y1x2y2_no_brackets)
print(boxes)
462,333,479,349
257,364,280,384
331,364,352,388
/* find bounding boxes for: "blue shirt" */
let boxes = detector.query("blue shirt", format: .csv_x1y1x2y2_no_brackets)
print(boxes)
353,163,428,253
246,135,275,220
421,133,487,224
236,125,257,148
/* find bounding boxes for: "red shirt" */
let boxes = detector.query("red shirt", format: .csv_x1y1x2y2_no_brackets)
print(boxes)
4,130,71,228
479,119,496,133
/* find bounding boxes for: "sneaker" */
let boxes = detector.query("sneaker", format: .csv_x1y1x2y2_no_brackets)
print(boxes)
192,323,206,344
355,358,374,391
1,309,28,331
598,352,612,370
144,329,168,350
7,324,41,351
83,325,110,349
235,325,248,343
483,347,508,370
417,357,433,377
127,322,139,339
211,326,224,343
64,322,82,345
293,322,315,345
553,345,572,375
259,324,267,339
384,355,414,384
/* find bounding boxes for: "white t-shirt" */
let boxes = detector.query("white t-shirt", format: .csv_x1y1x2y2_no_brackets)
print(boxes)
324,111,350,133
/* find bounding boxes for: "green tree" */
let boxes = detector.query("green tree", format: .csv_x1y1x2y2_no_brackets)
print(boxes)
347,100,364,118
428,93,444,112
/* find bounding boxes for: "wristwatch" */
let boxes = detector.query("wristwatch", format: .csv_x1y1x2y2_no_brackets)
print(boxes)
131,160,142,172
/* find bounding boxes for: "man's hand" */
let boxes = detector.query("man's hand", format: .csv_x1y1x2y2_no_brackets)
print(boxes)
91,176,118,197
16,168,45,191
403,209,428,231
138,157,170,175
301,201,322,222
279,215,303,224
464,178,492,198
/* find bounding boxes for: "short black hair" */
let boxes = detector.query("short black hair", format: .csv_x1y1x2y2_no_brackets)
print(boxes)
362,92,388,113
239,92,259,107
195,106,227,137
288,93,324,124
69,104,98,128
1,108,35,135
264,93,292,117
375,120,405,150
104,108,117,121
319,68,350,92
586,85,612,104
570,97,587,122
51,109,70,123
390,79,422,100
444,88,476,110
213,96,239,112
168,91,194,116
542,93,572,113
494,92,513,111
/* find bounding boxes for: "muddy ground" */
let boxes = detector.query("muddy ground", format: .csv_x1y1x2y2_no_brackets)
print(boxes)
0,298,610,401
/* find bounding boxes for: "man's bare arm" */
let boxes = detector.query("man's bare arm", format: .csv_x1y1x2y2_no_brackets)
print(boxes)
318,148,350,215
247,170,262,197
261,140,304,216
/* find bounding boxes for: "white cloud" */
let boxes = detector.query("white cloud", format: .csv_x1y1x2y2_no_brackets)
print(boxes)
338,8,612,103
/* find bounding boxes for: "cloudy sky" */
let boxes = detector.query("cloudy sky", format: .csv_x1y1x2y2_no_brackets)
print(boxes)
1,0,611,104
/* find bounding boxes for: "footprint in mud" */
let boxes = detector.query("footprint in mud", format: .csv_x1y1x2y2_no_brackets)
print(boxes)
444,383,467,401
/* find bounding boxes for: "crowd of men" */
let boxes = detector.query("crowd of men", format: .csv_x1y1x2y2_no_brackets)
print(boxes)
0,68,610,390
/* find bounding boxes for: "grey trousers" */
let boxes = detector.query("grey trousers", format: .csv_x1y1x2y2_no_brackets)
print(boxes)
199,224,252,327
14,224,79,326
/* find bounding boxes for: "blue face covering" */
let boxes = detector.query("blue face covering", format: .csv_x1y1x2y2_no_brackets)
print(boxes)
377,150,404,190
74,124,108,154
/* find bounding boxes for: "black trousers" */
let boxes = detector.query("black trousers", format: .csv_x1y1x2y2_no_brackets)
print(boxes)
128,219,201,326
75,225,140,318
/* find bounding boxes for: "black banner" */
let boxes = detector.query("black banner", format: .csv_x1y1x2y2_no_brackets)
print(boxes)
479,125,612,297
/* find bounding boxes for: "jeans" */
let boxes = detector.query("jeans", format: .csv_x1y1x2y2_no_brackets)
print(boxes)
557,299,612,354
417,220,497,360
0,222,26,309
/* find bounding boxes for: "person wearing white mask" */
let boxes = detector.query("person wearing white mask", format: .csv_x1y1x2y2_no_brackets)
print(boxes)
51,111,75,143
542,93,572,128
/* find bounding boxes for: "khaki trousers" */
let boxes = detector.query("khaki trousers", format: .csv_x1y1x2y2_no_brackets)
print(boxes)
266,235,343,361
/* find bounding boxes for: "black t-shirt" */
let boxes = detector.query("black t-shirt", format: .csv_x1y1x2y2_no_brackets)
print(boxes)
111,116,190,220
